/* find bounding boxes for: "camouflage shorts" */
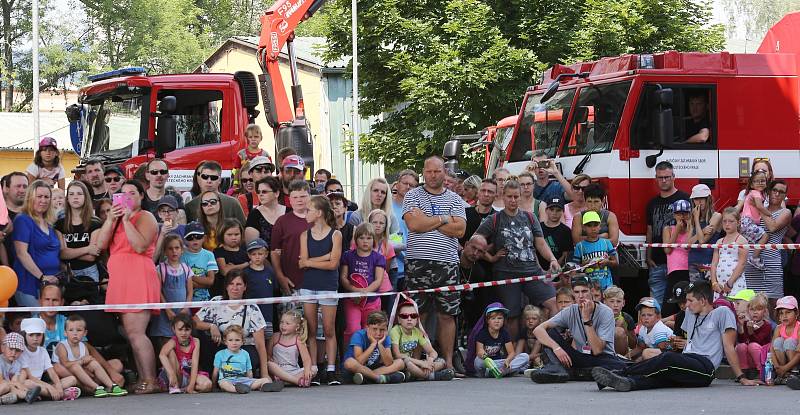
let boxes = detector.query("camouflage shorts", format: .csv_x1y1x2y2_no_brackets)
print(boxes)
406,259,460,316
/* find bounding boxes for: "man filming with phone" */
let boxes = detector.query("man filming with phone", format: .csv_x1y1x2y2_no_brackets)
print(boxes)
530,151,569,202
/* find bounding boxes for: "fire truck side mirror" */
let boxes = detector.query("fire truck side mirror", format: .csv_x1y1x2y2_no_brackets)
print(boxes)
443,139,461,160
156,96,177,157
541,81,560,103
653,88,674,147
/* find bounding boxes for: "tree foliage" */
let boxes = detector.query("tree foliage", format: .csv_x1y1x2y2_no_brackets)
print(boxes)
321,0,725,172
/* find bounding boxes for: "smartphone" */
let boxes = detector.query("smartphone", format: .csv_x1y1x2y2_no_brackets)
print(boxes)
112,193,133,210
537,160,550,169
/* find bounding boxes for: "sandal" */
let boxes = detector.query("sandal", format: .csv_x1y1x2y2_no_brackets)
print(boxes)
133,380,160,395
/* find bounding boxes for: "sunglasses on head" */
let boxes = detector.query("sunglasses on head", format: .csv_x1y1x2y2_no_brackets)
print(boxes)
201,199,219,207
105,176,122,183
185,234,204,241
148,169,168,176
398,313,418,320
200,173,220,181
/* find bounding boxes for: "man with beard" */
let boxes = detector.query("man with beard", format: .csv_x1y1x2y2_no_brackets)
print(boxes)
460,178,497,246
83,159,108,203
141,158,184,220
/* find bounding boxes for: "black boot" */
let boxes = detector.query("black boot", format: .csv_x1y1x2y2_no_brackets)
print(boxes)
530,348,570,384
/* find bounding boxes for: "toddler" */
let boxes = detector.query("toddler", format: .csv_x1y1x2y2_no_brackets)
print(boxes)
629,298,672,361
735,294,772,379
213,325,283,394
740,170,769,269
0,332,41,404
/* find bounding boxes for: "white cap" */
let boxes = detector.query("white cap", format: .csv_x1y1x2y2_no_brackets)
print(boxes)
690,184,711,199
20,317,46,334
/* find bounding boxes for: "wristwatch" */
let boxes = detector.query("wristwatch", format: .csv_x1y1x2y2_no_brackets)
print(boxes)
582,320,593,327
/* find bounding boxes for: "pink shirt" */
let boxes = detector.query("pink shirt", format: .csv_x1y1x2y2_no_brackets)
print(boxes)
666,226,689,274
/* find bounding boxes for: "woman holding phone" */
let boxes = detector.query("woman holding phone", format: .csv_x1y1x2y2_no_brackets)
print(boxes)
97,179,160,394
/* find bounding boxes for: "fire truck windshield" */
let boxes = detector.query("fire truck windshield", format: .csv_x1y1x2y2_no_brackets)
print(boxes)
516,89,576,159
83,93,145,160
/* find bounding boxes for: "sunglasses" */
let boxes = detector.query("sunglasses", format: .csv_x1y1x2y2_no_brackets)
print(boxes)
328,188,344,193
572,185,587,192
240,178,253,184
148,169,168,176
251,166,273,174
200,174,220,181
201,199,219,207
398,313,418,320
184,234,204,241
105,176,122,183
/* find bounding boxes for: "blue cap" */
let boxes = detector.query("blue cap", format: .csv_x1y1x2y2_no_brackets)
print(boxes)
184,221,205,238
635,297,661,313
484,302,509,316
246,238,268,251
670,199,691,213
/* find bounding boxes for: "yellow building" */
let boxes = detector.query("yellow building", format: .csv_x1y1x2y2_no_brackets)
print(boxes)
0,112,80,178
199,36,331,172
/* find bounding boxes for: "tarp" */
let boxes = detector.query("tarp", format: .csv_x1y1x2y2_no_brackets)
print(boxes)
757,12,800,55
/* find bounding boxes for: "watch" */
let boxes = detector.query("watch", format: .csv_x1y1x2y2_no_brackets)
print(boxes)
582,320,593,327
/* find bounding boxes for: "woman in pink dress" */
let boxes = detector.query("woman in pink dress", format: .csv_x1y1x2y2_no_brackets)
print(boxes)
98,179,160,394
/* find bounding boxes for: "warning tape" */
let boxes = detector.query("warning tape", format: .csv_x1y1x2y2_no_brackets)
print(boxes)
627,243,799,250
0,263,596,314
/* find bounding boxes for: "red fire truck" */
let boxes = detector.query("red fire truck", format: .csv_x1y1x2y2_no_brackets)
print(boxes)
447,13,800,273
69,0,327,190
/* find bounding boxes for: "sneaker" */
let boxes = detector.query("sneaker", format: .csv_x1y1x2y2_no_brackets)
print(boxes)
168,386,182,394
310,371,322,386
591,367,633,392
327,371,342,386
63,386,81,401
433,368,455,381
234,382,251,394
93,386,109,398
384,371,406,384
529,366,569,384
259,381,285,392
0,393,17,405
747,256,765,270
787,376,800,390
108,384,128,397
25,385,41,404
352,373,365,385
523,368,536,378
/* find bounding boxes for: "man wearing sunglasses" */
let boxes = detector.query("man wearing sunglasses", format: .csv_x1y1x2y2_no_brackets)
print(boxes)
141,159,184,220
184,160,245,224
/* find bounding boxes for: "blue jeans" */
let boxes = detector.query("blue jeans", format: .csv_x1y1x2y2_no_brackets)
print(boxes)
648,264,668,305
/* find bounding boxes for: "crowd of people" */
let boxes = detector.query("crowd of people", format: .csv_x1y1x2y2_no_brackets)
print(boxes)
0,132,799,405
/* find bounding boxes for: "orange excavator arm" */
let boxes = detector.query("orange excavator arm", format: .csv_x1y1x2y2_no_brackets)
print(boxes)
257,0,327,130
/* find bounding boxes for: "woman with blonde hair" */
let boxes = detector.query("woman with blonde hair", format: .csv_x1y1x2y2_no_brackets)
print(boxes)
348,177,399,234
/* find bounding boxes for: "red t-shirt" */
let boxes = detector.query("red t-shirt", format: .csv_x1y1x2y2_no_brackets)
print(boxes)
235,148,268,169
271,211,310,288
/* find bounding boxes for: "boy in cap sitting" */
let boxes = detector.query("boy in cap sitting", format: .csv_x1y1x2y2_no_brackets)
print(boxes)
0,332,41,404
629,298,673,361
572,211,617,291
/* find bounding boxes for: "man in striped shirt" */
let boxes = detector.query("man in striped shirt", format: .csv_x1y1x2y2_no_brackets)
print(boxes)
402,156,466,371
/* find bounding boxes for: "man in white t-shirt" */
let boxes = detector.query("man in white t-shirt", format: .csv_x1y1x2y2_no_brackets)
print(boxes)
593,281,759,391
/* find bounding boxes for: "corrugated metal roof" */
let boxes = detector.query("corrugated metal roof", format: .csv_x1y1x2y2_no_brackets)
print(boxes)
233,36,348,69
0,112,76,152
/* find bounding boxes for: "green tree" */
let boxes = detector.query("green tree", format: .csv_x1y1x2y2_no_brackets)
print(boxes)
721,0,800,42
321,0,725,172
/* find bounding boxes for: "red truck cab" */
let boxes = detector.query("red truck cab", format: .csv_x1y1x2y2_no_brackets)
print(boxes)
72,67,260,190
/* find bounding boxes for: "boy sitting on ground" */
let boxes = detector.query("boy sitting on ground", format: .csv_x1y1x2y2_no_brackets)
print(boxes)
629,298,672,361
343,311,405,384
603,286,636,356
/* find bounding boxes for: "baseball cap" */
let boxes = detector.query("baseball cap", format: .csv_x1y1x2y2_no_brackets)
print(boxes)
635,297,661,313
728,289,756,302
571,275,590,288
582,210,601,225
690,184,711,199
671,199,692,213
547,197,565,209
184,221,205,238
2,332,24,350
38,136,57,149
282,155,305,171
666,281,690,304
21,317,46,334
484,302,509,316
246,238,268,251
157,195,179,210
776,296,798,311
454,170,470,181
105,165,124,176
249,155,275,172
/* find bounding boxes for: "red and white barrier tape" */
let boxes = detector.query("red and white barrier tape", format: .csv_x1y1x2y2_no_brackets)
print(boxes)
0,264,595,314
626,243,799,250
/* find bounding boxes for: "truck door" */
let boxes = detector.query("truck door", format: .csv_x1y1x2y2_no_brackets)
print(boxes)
630,83,719,235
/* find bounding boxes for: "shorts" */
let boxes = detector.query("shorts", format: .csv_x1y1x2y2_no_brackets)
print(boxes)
494,280,555,318
298,289,339,307
158,367,210,390
773,337,798,353
72,264,101,282
277,363,304,377
406,259,460,316
220,377,256,387
740,216,766,243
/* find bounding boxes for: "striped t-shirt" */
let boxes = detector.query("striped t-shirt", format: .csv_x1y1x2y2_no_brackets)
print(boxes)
402,186,466,264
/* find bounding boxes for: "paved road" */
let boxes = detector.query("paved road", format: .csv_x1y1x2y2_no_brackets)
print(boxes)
10,376,800,415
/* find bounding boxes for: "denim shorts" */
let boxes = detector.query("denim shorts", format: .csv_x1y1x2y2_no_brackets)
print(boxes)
298,289,339,306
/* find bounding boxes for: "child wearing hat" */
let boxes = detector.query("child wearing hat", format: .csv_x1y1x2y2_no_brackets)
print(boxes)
769,296,800,384
572,211,617,290
661,199,692,316
19,318,81,401
629,298,672,362
471,303,529,378
180,222,219,302
26,137,66,189
0,332,41,404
